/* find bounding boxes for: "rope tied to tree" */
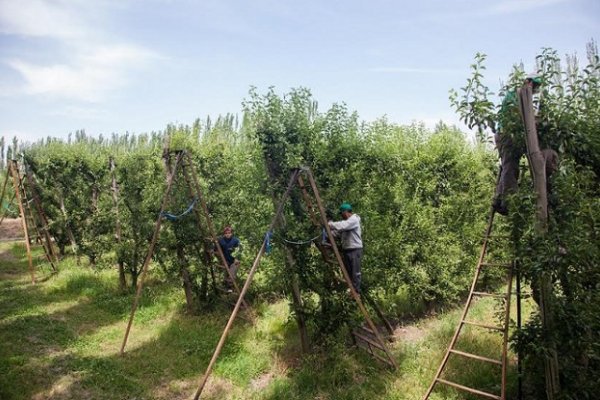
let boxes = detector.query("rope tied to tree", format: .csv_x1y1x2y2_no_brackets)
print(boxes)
160,197,198,222
264,230,273,255
280,234,320,246
262,230,319,253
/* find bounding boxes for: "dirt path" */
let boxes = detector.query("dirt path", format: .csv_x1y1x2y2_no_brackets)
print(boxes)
0,218,24,241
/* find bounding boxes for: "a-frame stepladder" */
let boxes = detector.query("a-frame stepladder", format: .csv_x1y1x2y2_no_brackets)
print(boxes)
192,166,397,400
119,150,248,355
0,160,58,284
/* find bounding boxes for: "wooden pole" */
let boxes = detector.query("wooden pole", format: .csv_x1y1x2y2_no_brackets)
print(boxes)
518,85,560,399
303,167,397,368
119,151,184,355
0,168,10,222
25,168,58,269
192,169,300,400
9,160,35,284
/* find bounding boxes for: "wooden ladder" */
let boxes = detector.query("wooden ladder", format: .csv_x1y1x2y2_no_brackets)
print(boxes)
296,169,397,369
422,207,515,400
120,150,249,355
22,167,59,270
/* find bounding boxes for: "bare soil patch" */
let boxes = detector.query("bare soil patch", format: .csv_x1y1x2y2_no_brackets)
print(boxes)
0,218,24,241
394,325,426,343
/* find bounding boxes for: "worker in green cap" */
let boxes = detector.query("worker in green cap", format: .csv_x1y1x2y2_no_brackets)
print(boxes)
493,73,543,215
328,202,363,293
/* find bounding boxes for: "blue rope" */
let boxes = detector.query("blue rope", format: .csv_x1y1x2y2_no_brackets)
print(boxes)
321,227,330,245
265,230,273,255
160,197,197,222
281,234,320,246
263,230,322,254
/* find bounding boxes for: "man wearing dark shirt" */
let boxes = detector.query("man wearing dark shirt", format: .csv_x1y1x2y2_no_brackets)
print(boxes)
217,225,241,292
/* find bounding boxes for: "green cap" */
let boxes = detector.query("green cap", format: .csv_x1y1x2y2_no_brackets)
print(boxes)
526,73,542,86
339,202,352,213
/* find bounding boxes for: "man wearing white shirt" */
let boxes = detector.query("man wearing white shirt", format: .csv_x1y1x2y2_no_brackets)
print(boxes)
328,202,363,294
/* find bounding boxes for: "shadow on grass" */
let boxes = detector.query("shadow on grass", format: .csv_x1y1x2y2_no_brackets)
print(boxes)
0,241,520,400
418,305,519,400
0,242,257,399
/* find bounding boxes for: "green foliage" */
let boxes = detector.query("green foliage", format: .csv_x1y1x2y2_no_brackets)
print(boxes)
244,88,493,339
449,52,496,143
454,41,600,398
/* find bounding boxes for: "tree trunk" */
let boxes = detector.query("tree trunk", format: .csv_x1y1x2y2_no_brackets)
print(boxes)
118,261,127,291
131,268,138,290
178,246,196,314
59,190,79,261
110,157,126,292
271,184,310,353
284,249,310,353
518,86,561,399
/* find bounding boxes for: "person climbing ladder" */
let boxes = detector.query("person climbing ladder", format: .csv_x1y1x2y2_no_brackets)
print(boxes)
328,202,363,294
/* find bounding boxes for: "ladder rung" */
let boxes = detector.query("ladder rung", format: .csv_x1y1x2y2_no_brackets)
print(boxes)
436,378,501,400
356,324,375,336
352,330,385,351
355,340,395,367
449,349,502,365
472,291,507,299
481,262,512,268
462,320,504,331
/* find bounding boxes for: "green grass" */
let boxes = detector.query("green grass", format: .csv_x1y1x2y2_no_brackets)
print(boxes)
0,241,528,399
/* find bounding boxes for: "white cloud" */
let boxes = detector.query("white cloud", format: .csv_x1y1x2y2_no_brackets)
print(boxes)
1,1,162,102
0,0,87,39
7,44,159,102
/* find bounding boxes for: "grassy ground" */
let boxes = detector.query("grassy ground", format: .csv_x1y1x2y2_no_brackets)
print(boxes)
0,241,526,399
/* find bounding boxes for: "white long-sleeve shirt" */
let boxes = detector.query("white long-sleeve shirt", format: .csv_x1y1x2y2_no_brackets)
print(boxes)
328,214,363,250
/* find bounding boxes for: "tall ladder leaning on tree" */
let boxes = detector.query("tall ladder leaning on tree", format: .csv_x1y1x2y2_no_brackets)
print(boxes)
421,196,522,400
191,166,397,400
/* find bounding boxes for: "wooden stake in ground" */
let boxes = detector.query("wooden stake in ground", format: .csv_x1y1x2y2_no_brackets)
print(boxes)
119,151,184,355
517,85,561,399
8,160,35,284
0,168,10,227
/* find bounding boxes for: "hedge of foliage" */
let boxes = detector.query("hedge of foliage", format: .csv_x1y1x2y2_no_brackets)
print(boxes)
4,41,597,399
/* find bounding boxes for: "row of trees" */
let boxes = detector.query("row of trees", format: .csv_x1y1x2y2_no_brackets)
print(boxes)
4,41,597,399
15,100,494,321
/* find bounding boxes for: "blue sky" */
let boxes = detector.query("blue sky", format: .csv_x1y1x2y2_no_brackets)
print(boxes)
1,0,598,142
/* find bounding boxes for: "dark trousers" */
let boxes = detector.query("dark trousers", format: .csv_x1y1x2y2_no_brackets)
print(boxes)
342,248,363,293
495,132,523,201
